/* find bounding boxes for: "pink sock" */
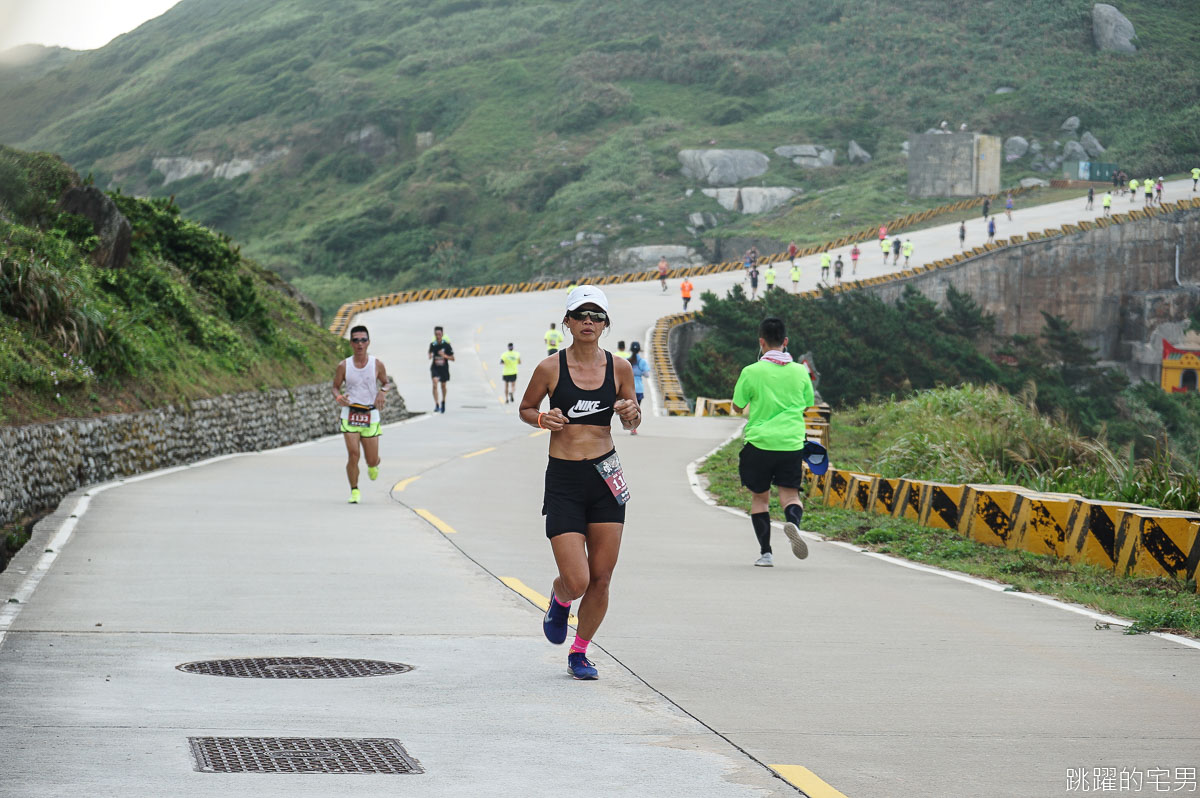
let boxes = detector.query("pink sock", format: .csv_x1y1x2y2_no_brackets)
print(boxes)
553,593,571,608
570,635,590,654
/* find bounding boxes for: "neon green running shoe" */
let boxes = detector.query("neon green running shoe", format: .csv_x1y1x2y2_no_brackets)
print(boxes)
367,466,379,481
348,488,361,504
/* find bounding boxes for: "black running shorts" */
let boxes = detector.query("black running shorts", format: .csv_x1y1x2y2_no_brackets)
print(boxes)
542,449,626,538
738,442,806,494
430,365,450,382
503,374,517,383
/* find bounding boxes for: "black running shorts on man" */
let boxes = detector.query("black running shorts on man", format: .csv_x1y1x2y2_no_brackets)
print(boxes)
429,340,453,382
738,443,806,494
543,450,626,538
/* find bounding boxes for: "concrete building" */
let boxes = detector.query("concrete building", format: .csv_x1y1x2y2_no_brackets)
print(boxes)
907,133,1001,197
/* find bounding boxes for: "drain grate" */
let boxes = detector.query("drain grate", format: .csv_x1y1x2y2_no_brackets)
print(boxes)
177,657,412,679
189,736,423,774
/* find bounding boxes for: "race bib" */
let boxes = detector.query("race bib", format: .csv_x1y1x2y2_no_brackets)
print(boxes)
434,356,446,366
594,451,630,505
347,404,372,427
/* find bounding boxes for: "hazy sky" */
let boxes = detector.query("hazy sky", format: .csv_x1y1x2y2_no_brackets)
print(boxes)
0,0,181,52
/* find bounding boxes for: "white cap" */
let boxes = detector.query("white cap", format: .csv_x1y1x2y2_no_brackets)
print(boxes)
566,285,609,313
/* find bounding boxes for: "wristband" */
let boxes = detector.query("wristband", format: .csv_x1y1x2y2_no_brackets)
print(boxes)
537,412,546,429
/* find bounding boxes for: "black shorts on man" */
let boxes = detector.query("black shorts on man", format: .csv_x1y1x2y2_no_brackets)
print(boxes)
738,443,806,494
503,374,517,383
431,365,450,382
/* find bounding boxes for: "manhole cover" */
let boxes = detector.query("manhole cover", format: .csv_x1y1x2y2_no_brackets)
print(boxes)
177,657,412,679
188,737,423,774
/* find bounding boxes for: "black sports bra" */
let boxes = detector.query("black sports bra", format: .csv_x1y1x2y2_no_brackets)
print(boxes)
549,350,616,427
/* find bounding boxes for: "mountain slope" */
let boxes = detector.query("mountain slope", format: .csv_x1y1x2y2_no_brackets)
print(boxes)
1,0,1197,318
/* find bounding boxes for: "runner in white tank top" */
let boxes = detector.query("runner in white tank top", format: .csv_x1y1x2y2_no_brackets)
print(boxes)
332,325,390,504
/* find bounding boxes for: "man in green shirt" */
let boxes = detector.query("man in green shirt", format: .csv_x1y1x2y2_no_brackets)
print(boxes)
732,317,816,567
790,262,801,293
499,343,521,403
545,322,564,355
1192,167,1199,192
763,264,776,292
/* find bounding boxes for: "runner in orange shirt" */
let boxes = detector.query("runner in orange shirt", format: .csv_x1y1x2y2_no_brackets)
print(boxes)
680,276,694,311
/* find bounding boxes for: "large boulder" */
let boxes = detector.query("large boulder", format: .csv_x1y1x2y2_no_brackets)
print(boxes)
1060,116,1081,133
678,149,769,186
1080,131,1106,157
1020,177,1051,188
610,245,703,271
687,212,718,229
701,187,800,214
773,145,836,168
1004,136,1029,161
58,186,132,270
1093,4,1137,52
847,140,872,164
1063,140,1089,162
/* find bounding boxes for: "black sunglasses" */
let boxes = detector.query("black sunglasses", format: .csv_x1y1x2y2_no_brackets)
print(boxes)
351,337,369,343
568,310,608,322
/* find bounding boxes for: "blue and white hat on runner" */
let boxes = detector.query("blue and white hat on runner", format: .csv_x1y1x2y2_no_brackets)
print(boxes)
801,440,829,475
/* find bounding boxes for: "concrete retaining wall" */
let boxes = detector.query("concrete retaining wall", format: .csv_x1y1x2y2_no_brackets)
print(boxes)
860,206,1200,368
0,383,410,527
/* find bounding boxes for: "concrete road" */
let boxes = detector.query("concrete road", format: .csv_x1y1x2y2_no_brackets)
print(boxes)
2,180,1198,798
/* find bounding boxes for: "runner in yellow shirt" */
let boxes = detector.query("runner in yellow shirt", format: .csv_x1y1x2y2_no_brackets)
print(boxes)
544,322,564,355
1192,167,1200,192
789,262,801,293
1143,178,1153,205
499,343,521,404
820,251,832,281
1129,177,1139,203
1102,190,1112,217
902,239,914,266
763,264,777,292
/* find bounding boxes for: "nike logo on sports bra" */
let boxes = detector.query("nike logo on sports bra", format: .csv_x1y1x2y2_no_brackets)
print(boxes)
567,400,609,418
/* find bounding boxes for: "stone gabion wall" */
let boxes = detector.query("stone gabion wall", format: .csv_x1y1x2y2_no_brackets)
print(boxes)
0,383,409,527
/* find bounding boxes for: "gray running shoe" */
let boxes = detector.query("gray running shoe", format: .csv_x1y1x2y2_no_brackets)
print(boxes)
754,552,774,567
782,522,809,560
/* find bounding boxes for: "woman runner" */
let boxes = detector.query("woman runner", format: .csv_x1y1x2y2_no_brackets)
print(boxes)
520,286,641,680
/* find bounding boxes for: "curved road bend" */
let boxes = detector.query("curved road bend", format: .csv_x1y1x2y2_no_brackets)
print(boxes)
1,180,1197,798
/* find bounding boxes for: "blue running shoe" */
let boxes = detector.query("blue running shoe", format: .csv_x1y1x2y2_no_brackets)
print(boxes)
567,651,598,680
542,591,569,645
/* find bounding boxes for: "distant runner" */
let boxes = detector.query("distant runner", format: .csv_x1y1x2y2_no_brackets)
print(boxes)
958,220,967,249
1155,177,1164,205
1005,192,1014,220
732,316,816,567
500,342,521,404
1102,190,1112,217
1129,177,1139,203
1144,178,1153,205
763,264,776,293
902,238,913,267
333,325,389,504
1192,167,1199,192
680,276,694,310
891,236,902,265
627,341,649,436
429,325,454,413
987,216,997,243
850,244,860,274
520,285,641,680
545,322,564,355
880,237,889,263
833,255,843,285
789,261,801,293
657,256,670,292
1086,186,1094,210
748,265,760,300
787,240,798,266
820,250,832,279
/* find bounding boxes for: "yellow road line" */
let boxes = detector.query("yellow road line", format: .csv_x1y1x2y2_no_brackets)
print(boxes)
481,361,488,371
770,765,850,798
499,577,578,625
489,379,496,388
415,509,457,534
392,476,421,492
463,446,496,459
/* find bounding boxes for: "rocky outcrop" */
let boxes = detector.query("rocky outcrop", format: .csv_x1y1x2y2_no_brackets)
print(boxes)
687,212,718,230
1004,136,1029,161
1060,116,1081,133
1080,131,1106,157
1020,177,1051,188
610,245,703,270
0,383,411,528
848,140,872,164
678,149,769,186
773,145,835,168
154,148,290,185
1093,4,1137,52
1063,140,1089,162
701,187,800,214
344,125,393,159
57,186,131,270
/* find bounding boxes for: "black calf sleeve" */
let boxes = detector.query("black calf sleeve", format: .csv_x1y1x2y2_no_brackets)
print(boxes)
784,503,804,528
751,511,771,555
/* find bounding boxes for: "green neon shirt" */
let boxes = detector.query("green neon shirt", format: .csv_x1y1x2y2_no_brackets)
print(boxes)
500,350,520,376
732,360,815,451
545,329,564,347
790,267,801,280
764,268,776,284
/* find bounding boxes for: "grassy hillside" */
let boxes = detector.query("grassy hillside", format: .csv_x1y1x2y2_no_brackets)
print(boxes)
0,145,345,425
0,0,1196,319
